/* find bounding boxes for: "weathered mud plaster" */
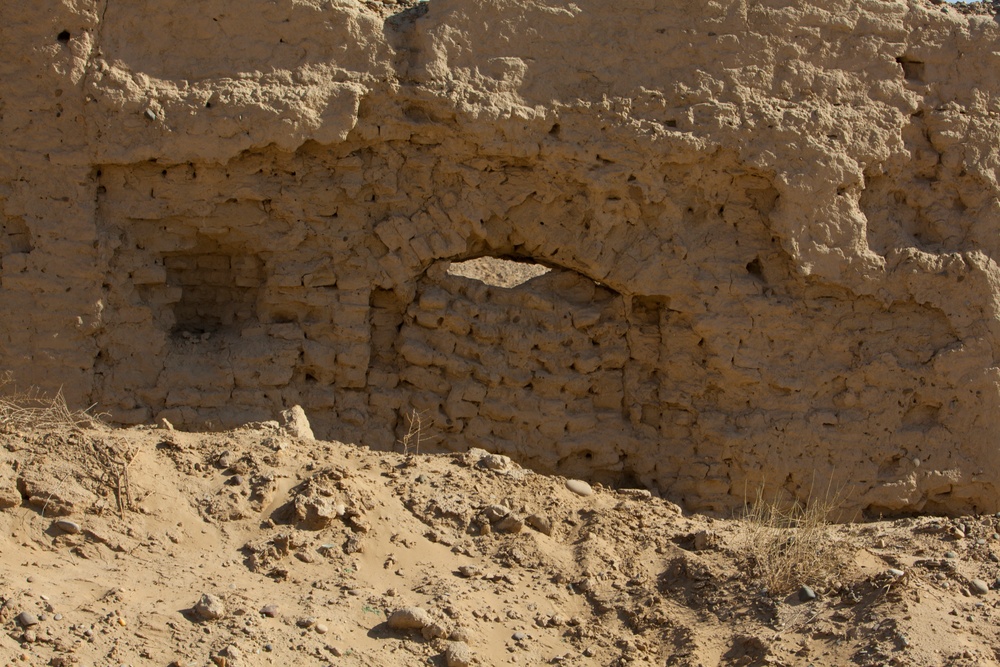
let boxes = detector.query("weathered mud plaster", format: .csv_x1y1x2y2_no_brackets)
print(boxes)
3,0,1000,514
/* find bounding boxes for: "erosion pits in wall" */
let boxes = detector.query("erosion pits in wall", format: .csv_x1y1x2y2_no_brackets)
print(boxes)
373,255,662,486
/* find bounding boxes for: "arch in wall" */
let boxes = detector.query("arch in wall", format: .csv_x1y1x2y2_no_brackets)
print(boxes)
368,254,664,485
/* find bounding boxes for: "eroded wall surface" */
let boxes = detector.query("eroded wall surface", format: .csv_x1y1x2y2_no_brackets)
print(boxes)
3,0,1000,514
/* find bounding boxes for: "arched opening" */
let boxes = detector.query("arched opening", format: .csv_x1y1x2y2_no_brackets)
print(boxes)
445,256,551,288
368,254,660,486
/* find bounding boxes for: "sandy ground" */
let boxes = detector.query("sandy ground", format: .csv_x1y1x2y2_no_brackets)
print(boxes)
2,421,1000,667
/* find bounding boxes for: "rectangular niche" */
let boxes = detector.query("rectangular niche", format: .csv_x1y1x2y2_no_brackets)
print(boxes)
163,235,263,335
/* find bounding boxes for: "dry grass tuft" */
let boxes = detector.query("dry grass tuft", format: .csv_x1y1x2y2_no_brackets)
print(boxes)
740,482,849,596
0,371,102,433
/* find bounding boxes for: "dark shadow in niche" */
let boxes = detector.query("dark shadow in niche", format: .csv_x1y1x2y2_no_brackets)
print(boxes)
896,56,925,82
1,216,33,255
383,1,430,75
161,235,263,337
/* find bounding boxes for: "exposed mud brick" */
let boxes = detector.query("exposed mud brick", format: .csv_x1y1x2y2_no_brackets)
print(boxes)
3,0,1000,514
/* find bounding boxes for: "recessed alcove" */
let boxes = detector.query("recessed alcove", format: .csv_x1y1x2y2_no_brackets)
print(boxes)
162,236,263,335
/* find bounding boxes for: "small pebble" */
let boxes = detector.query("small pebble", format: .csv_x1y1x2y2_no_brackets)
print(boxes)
565,479,593,497
53,519,81,534
525,514,552,536
315,623,328,634
388,607,431,630
512,631,528,641
18,612,39,627
944,551,958,559
798,585,816,602
260,605,279,618
457,565,481,578
970,579,990,596
193,594,226,621
444,641,473,667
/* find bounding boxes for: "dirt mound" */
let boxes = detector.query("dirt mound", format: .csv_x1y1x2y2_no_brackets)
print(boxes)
3,423,1000,666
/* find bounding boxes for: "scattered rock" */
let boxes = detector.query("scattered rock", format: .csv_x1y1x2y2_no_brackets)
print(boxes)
388,606,433,630
693,530,717,551
444,641,473,667
260,604,279,618
970,579,990,596
483,505,509,523
17,611,38,627
193,593,226,621
281,405,315,440
296,497,341,530
457,565,481,578
216,450,235,469
450,626,473,643
618,488,652,499
525,513,552,535
565,479,593,497
315,622,329,634
478,453,513,471
512,630,529,641
798,585,816,602
945,550,958,559
421,620,449,640
52,519,81,534
494,514,524,534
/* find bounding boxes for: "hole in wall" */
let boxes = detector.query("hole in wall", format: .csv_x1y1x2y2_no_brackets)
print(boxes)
161,235,263,335
446,256,551,288
1,216,33,255
896,56,925,82
369,254,655,487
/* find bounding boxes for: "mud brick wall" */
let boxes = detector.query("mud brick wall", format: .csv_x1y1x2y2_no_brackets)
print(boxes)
4,0,1000,514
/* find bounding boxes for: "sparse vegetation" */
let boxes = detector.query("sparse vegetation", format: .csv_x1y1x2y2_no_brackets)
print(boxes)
398,408,430,456
0,371,101,434
740,482,849,596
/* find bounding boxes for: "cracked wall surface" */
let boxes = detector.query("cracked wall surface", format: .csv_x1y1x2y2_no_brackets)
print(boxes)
4,0,1000,514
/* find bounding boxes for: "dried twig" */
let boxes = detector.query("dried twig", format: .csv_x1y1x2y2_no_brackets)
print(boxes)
0,371,102,433
88,437,140,518
398,408,433,456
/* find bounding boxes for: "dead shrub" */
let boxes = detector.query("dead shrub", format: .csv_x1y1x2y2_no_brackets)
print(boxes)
398,408,433,456
0,371,102,433
740,482,849,596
